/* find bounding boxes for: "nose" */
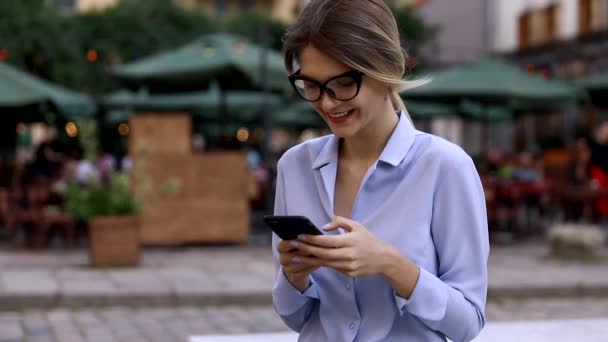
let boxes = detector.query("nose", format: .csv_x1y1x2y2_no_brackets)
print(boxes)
319,92,341,113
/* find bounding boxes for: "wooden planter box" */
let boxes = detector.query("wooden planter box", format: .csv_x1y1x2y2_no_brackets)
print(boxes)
88,216,140,267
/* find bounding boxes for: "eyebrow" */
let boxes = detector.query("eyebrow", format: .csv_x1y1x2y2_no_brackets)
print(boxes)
297,69,357,83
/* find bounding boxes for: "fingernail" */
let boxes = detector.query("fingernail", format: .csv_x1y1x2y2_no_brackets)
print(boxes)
322,223,332,229
292,257,301,263
297,234,306,241
290,241,299,248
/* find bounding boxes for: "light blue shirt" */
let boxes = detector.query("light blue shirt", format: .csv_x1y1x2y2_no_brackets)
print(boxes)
271,111,489,342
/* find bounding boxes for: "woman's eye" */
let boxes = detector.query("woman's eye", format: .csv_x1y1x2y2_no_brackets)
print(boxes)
334,78,355,87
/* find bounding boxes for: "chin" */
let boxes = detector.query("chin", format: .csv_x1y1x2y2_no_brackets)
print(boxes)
326,124,360,138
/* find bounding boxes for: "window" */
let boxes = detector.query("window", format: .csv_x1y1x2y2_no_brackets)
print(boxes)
591,0,608,31
580,0,608,34
518,12,531,49
580,0,591,34
518,4,561,49
529,10,545,45
544,4,560,42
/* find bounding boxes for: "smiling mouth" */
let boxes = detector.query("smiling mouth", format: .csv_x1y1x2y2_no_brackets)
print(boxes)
328,110,350,118
326,109,354,123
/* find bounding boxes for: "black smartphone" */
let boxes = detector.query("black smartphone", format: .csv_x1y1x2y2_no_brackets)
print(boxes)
263,215,324,240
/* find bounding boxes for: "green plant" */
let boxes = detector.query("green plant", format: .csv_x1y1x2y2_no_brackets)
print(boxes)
60,171,137,221
56,119,180,221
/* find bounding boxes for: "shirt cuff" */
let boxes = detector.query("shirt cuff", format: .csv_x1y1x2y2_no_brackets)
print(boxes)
393,266,448,321
272,267,319,316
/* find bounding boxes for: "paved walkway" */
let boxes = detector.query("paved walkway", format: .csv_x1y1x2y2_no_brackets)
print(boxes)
190,318,608,342
2,299,608,342
0,242,607,310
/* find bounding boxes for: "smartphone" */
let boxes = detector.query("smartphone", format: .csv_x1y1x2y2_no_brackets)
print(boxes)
263,215,324,240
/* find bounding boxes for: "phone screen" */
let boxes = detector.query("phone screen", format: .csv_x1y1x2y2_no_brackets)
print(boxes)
263,215,323,240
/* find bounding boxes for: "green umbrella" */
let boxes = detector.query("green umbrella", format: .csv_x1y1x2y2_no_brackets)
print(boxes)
405,99,512,121
111,33,288,92
0,61,96,120
403,57,585,149
458,100,513,122
576,72,608,90
102,86,282,123
404,57,586,109
103,87,220,116
576,72,608,106
405,100,457,119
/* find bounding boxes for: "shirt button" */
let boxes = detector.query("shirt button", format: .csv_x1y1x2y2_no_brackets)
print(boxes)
345,283,351,290
349,322,356,329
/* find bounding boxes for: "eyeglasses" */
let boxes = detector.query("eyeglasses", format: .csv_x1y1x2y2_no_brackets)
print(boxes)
288,69,365,102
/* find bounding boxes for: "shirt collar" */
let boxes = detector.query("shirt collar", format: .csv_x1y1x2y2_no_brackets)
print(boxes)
312,110,417,169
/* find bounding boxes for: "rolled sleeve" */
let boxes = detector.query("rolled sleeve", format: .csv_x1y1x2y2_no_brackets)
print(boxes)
393,267,448,321
272,268,319,316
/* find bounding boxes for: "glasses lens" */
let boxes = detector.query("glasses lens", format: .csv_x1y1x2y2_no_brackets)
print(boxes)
326,76,358,100
293,79,321,101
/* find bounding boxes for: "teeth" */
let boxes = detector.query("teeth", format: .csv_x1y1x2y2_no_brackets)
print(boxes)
329,110,350,118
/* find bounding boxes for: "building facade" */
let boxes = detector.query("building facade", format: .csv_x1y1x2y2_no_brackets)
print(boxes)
491,0,608,79
414,0,489,66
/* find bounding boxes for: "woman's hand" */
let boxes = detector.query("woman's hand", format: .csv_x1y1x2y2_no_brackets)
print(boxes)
277,239,319,292
293,216,395,278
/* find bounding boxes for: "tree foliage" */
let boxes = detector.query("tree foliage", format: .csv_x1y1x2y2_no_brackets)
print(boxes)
0,0,436,93
391,5,439,71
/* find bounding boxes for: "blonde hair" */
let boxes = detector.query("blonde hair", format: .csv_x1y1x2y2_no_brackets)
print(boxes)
283,0,426,116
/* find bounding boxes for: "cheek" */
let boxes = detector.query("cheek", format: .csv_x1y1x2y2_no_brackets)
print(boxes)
311,103,324,115
352,87,385,111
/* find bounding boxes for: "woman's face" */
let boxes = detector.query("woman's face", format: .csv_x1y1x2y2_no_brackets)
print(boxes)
297,45,390,139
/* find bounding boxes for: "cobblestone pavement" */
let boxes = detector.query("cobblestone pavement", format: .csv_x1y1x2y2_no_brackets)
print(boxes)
1,242,607,310
2,298,608,342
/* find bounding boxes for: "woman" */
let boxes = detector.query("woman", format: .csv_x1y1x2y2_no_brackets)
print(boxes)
271,1,489,341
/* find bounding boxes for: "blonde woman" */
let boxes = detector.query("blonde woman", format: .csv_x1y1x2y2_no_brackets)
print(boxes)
271,1,489,341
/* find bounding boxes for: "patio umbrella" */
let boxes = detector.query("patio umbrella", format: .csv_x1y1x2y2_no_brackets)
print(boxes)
0,61,96,120
404,57,586,108
405,99,512,121
111,33,288,92
403,57,586,148
576,71,608,106
102,86,282,124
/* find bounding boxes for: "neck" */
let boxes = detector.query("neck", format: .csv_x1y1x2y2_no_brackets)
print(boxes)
340,100,399,163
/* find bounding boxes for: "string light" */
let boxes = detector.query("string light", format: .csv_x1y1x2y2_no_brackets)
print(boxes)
65,122,78,137
118,123,130,136
236,127,249,142
86,49,98,62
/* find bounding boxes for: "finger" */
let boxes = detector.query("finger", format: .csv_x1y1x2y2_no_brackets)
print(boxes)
300,234,353,248
302,258,356,272
296,243,352,260
279,251,303,265
277,239,300,253
322,216,359,233
279,249,319,266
